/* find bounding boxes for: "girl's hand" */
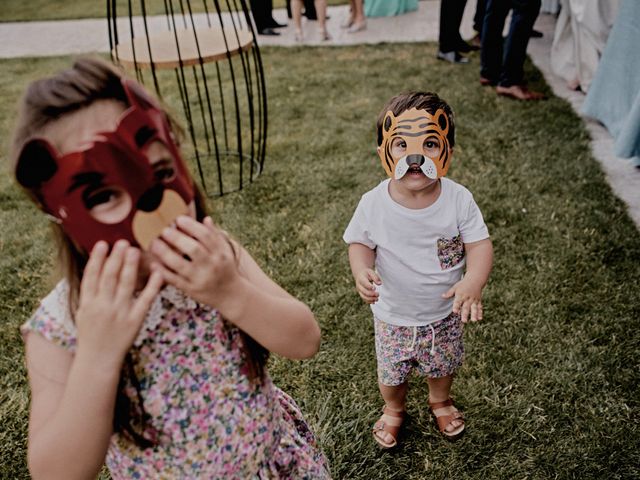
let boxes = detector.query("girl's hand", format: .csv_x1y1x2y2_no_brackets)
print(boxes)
355,268,382,304
75,240,164,366
150,216,242,308
442,278,484,323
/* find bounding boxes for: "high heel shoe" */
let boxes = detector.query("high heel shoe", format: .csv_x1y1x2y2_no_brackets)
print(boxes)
347,21,366,33
318,28,331,41
294,29,303,42
341,17,354,29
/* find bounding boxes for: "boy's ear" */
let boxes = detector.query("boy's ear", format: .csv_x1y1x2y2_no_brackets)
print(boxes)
15,139,59,189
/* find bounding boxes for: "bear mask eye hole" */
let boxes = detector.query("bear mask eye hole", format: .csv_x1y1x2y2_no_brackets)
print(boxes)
83,186,132,224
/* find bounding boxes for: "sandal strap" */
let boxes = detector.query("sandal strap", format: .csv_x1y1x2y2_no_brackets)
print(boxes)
433,411,464,433
428,398,454,410
382,405,405,419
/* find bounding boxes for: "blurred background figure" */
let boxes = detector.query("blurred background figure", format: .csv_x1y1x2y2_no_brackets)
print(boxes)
291,0,330,41
480,0,545,100
365,0,418,18
249,0,286,35
437,0,479,64
550,0,619,92
342,0,366,33
582,0,640,167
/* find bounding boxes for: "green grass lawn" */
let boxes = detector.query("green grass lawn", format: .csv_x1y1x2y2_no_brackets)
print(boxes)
0,0,347,22
1,45,639,479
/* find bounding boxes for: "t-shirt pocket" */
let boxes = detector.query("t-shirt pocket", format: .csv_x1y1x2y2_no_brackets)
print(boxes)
437,235,465,270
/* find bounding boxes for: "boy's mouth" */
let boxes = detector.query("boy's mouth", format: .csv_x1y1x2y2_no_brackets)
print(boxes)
408,165,424,175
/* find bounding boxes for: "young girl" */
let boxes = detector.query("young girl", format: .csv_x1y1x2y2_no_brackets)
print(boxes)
14,57,330,479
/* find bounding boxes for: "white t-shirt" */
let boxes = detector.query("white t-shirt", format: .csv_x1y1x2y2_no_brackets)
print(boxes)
343,178,489,326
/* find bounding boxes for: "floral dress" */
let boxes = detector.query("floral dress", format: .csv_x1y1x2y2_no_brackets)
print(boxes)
22,281,330,479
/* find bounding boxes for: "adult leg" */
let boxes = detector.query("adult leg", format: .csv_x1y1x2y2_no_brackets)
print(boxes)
304,0,318,19
500,0,542,87
292,0,304,40
439,0,468,54
480,0,511,84
315,0,330,40
347,0,366,33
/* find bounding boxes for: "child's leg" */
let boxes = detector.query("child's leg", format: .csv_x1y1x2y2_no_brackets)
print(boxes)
374,381,408,446
427,375,464,434
379,381,408,412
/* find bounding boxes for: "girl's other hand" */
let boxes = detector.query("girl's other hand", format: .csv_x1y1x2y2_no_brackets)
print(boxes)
75,240,164,367
355,268,382,304
150,216,242,308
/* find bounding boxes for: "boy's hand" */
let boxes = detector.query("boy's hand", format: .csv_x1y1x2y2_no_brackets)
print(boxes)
354,268,382,304
442,277,484,323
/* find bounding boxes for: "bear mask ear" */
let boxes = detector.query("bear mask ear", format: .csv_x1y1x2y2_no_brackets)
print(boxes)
15,139,59,189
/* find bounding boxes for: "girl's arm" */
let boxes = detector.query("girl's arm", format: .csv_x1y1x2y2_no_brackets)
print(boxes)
26,240,163,480
152,216,321,359
26,334,120,480
151,216,320,359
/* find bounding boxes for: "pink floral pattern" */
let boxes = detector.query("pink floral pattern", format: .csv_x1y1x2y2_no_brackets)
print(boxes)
22,283,330,479
374,313,464,386
437,235,465,270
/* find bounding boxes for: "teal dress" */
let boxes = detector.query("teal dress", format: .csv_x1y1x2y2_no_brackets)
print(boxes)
365,0,419,17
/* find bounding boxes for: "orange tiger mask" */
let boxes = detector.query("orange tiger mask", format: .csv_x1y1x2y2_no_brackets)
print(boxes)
378,107,452,180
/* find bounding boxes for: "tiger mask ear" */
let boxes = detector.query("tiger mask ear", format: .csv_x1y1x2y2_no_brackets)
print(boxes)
433,108,449,137
378,110,399,178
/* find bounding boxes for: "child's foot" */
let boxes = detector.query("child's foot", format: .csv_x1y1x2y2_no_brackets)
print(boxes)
372,405,405,448
428,398,465,440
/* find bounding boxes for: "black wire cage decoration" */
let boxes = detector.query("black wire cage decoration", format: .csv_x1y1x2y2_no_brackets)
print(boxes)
107,0,267,196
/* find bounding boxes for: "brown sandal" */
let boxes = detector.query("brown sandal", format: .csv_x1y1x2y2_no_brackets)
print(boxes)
372,405,405,449
428,398,465,440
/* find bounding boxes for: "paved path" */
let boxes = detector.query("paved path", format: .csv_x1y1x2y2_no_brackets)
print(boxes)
1,0,638,227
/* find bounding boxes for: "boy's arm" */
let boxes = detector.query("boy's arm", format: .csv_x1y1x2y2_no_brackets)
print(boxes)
348,243,381,304
442,238,493,322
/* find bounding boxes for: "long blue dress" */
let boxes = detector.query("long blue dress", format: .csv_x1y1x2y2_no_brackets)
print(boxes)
365,0,419,17
582,0,640,166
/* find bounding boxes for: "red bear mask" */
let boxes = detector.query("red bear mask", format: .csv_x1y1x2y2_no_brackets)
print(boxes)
16,79,195,253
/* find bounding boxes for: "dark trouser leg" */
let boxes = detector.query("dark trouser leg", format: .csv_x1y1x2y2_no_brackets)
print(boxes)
249,0,268,30
480,0,511,83
286,0,292,19
499,0,541,86
304,0,317,19
473,0,486,34
439,0,468,53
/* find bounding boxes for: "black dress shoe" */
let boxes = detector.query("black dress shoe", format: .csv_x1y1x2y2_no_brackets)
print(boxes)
437,51,470,64
456,41,479,53
258,27,280,36
268,20,288,29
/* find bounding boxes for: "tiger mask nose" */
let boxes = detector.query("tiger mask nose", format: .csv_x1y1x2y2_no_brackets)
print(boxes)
394,154,438,180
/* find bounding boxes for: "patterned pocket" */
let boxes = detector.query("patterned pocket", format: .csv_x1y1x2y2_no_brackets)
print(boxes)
437,235,464,270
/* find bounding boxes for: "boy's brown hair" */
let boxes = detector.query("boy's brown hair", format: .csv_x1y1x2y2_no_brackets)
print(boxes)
376,91,456,147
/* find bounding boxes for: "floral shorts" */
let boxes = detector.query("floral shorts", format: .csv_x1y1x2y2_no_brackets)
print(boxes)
374,312,464,386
